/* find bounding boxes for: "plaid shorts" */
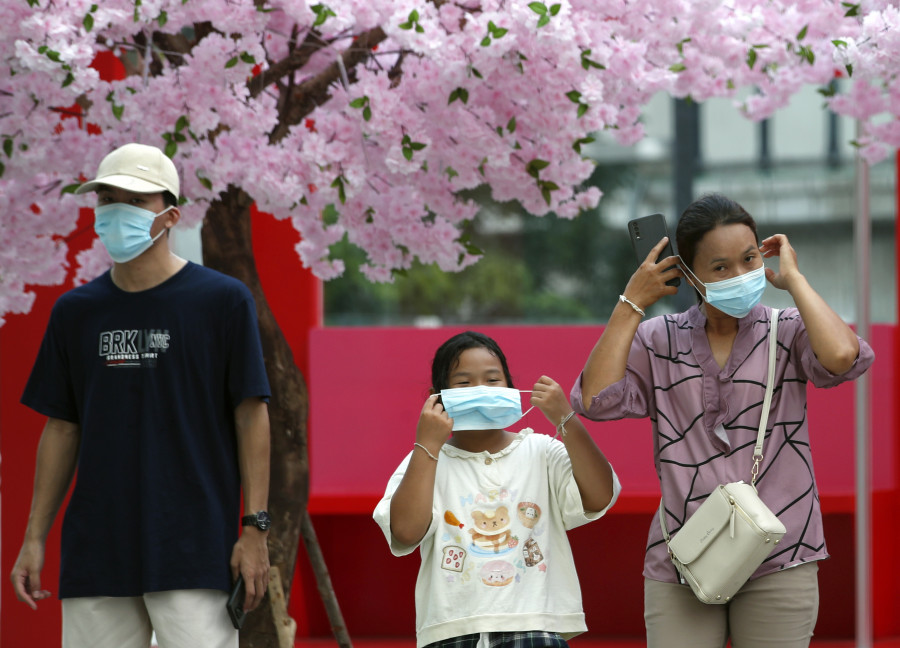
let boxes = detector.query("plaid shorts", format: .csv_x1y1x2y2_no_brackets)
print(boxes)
424,631,569,648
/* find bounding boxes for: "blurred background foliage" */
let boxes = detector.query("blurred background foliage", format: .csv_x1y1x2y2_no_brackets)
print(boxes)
324,164,638,326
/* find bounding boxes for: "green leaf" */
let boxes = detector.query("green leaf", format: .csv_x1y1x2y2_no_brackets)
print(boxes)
448,87,468,105
832,39,847,48
330,176,346,204
565,90,582,103
415,23,424,33
528,2,547,15
669,63,686,72
83,13,94,31
507,116,517,133
0,161,4,178
480,36,492,47
537,14,550,27
402,147,413,161
112,104,124,120
225,56,239,69
362,106,372,122
157,10,168,27
195,170,212,190
3,139,13,158
349,96,368,108
61,72,74,88
175,115,189,132
61,182,82,195
445,166,458,179
322,203,340,225
845,63,853,77
398,21,413,30
842,3,859,17
797,25,808,41
409,9,419,22
747,48,757,69
470,66,483,79
676,38,691,56
240,52,255,64
165,141,177,158
488,22,508,38
576,103,588,118
410,142,427,151
572,135,595,153
549,3,561,15
525,158,550,178
817,85,836,98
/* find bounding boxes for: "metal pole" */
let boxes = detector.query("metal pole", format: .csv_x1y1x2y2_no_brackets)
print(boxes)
853,120,872,648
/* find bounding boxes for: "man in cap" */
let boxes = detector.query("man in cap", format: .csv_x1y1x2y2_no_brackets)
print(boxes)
10,143,272,648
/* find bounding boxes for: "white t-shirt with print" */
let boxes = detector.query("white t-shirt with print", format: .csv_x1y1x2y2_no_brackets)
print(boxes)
373,428,621,647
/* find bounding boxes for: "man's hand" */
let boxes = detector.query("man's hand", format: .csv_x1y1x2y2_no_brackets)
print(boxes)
11,538,52,610
230,529,270,612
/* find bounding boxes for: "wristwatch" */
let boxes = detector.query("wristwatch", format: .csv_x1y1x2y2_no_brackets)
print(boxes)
241,510,272,532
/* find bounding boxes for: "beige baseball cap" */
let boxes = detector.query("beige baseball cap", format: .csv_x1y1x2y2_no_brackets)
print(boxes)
75,143,179,196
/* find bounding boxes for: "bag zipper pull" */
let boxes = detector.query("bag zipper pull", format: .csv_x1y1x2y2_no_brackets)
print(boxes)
729,496,736,539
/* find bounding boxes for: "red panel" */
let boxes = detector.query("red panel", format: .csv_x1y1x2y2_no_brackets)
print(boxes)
1,207,96,647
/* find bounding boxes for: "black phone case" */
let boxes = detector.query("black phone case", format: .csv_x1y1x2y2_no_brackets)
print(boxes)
627,214,681,287
226,574,246,630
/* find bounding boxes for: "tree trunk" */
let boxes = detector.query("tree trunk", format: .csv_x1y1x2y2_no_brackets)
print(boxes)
200,186,349,648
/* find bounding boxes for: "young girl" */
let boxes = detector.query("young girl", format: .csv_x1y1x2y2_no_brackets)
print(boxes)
373,331,620,648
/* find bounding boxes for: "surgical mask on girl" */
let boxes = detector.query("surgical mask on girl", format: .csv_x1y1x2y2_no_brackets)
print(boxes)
440,386,534,431
680,259,767,319
94,203,174,263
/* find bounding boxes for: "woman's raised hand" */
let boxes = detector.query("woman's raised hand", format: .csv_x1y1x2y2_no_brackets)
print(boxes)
621,237,683,311
759,233,801,291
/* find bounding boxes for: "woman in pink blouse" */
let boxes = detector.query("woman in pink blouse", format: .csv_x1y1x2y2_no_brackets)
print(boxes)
571,193,874,648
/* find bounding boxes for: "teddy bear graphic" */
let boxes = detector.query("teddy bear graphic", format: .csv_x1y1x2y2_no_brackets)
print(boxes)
468,506,512,553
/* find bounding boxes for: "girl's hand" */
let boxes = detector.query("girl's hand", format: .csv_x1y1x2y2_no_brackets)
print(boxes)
621,237,682,312
759,233,801,291
531,376,571,426
415,394,453,455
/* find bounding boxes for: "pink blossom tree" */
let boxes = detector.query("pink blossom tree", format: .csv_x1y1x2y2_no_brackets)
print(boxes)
2,0,897,644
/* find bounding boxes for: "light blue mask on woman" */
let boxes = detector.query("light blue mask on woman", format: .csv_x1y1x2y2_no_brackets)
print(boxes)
94,203,173,263
681,261,767,319
440,386,534,431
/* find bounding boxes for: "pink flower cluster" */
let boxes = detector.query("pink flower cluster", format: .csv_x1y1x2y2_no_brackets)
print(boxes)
0,0,897,323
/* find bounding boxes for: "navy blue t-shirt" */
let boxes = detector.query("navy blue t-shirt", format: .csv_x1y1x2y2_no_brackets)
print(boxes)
21,262,271,598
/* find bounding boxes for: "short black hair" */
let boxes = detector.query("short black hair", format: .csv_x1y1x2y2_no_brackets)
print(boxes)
162,190,179,208
676,193,758,273
431,331,514,393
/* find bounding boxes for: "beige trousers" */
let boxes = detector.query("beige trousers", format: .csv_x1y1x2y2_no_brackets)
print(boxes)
62,589,238,648
644,562,820,648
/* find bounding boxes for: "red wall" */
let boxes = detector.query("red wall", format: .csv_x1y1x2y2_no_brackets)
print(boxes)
294,324,898,640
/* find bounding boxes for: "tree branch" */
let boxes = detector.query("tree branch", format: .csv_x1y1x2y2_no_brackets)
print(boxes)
269,24,387,143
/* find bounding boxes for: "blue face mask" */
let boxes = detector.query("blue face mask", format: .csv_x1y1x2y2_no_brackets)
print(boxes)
94,203,173,263
440,386,534,431
681,260,767,319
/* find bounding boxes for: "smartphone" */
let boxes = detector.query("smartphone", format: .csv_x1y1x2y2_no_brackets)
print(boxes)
627,213,681,287
226,574,247,630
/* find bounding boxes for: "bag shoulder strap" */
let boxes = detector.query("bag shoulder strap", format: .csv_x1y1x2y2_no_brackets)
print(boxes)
751,308,779,486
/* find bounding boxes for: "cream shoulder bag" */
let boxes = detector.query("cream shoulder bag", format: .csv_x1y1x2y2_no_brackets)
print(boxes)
659,308,787,604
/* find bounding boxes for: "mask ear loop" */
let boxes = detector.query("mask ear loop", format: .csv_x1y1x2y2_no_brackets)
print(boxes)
678,256,706,299
517,390,535,419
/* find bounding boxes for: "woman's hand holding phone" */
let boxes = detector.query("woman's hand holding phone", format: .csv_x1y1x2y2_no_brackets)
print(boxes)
622,237,683,312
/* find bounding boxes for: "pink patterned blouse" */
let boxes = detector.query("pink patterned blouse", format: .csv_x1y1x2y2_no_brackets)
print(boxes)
571,303,875,583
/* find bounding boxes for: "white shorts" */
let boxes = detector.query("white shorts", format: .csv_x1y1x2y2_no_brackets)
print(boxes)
62,589,238,648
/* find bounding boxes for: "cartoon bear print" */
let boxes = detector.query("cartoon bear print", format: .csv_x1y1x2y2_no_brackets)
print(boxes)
469,506,512,553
